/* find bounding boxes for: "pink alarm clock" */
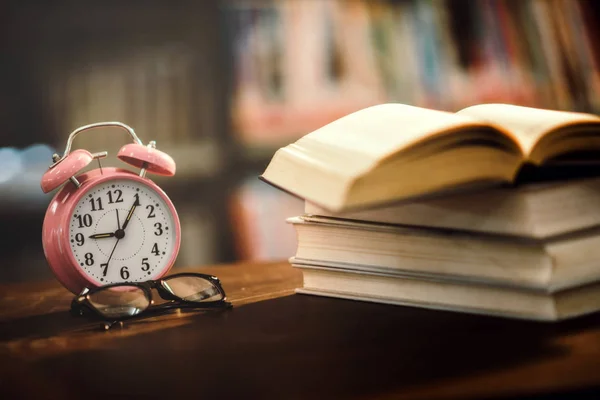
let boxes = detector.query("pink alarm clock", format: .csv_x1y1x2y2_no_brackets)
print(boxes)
41,122,181,294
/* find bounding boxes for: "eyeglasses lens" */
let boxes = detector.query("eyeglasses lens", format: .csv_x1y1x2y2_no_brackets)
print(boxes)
162,276,224,302
88,286,150,318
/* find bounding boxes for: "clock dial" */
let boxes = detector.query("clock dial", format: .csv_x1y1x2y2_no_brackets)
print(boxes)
69,178,176,284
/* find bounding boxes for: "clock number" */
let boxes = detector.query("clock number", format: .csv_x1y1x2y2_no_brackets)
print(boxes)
107,189,123,204
134,193,140,205
89,197,104,212
75,233,85,246
154,222,163,236
76,214,92,228
151,243,160,256
84,253,94,266
141,257,150,271
120,266,130,280
146,205,156,218
101,263,108,277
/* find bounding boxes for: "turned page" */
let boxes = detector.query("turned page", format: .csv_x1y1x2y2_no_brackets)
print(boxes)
456,103,600,157
296,103,507,160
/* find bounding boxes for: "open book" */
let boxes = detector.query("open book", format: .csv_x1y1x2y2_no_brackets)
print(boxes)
261,103,600,212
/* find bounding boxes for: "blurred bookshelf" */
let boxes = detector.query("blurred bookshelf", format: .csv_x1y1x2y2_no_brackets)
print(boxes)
228,0,600,144
2,0,600,281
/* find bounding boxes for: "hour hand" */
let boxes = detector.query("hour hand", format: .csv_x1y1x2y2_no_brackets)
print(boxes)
89,232,116,239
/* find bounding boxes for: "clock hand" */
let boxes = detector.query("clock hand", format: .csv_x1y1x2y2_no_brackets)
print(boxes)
121,195,140,231
89,232,116,239
104,237,121,278
98,210,124,278
90,210,123,240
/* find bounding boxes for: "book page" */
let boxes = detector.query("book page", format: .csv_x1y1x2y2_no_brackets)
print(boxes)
297,103,505,160
457,103,600,156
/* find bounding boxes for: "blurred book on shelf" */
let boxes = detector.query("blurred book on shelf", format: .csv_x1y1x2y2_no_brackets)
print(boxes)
230,176,304,261
176,203,220,268
42,44,222,182
228,0,600,147
228,0,386,146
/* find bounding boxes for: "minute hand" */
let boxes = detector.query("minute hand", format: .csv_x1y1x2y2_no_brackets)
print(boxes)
122,195,140,230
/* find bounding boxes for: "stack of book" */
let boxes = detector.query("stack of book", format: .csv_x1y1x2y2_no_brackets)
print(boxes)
260,102,600,321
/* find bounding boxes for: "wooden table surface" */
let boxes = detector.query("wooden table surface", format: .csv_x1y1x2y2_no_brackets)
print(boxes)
1,260,599,399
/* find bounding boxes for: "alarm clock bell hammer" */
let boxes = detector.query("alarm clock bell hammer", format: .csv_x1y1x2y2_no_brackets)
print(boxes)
42,121,176,193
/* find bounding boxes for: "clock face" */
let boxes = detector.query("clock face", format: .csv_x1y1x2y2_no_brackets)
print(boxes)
68,178,177,285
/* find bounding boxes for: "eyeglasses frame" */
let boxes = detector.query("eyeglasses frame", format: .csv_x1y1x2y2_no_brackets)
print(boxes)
71,272,232,327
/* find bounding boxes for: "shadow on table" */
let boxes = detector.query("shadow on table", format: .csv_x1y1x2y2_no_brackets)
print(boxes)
0,310,81,341
2,294,600,399
0,307,229,342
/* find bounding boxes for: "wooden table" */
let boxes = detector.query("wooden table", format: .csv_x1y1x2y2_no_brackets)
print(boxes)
1,261,599,399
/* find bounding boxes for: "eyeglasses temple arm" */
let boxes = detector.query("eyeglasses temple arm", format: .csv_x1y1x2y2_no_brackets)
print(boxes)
149,300,232,313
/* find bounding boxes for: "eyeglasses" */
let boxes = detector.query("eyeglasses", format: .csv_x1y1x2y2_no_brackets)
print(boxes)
71,272,232,329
